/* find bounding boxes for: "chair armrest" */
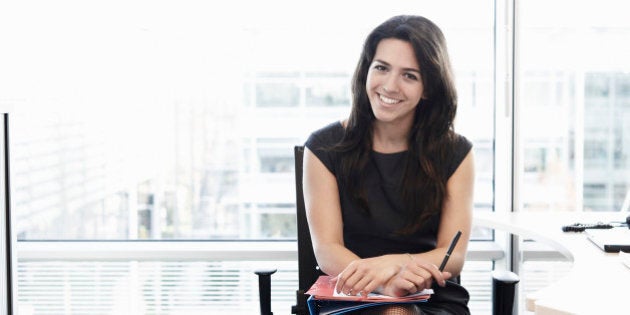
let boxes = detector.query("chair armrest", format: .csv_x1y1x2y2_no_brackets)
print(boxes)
492,270,520,315
255,269,277,315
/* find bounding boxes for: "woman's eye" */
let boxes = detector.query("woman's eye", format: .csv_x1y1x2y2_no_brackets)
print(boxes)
404,73,419,81
374,65,387,71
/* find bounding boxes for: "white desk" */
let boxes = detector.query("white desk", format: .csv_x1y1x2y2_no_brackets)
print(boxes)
474,211,630,315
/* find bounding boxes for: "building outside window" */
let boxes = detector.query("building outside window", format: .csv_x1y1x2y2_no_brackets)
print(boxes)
517,0,630,212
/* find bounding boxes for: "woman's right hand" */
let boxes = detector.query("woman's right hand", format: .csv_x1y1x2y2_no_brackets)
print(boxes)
334,254,407,297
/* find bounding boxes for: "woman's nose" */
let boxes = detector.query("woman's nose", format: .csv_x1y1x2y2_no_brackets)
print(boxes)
382,74,399,93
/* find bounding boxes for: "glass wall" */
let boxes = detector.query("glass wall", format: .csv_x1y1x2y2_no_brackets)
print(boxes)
8,0,609,313
1,0,496,241
517,0,630,212
0,1,499,312
515,1,630,312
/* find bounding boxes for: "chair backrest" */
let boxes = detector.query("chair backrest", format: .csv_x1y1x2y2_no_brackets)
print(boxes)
294,146,323,292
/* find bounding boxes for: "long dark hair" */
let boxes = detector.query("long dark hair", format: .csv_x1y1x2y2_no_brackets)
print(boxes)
334,15,458,234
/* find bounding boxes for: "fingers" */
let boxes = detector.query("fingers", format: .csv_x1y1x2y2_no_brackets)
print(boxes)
336,256,454,299
335,261,370,295
360,279,380,297
336,268,381,296
334,264,356,294
334,257,400,296
415,261,449,287
397,267,433,292
346,274,372,296
400,260,451,291
442,271,453,281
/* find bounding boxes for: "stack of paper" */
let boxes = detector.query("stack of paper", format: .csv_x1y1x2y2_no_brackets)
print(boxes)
305,275,433,315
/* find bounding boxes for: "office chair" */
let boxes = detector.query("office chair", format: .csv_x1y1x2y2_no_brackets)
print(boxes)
256,146,519,315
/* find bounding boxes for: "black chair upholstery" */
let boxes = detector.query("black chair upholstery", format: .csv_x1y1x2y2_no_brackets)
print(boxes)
291,145,324,315
255,145,519,315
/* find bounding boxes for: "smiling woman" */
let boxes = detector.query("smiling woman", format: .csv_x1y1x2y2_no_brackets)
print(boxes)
303,15,473,315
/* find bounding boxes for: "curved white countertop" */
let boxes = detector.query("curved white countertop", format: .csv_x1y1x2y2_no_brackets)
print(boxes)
474,211,630,315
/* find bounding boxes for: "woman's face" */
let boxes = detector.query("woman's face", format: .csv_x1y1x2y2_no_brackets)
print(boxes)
366,38,424,129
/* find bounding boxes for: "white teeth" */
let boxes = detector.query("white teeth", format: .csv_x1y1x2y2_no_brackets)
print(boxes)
379,94,400,104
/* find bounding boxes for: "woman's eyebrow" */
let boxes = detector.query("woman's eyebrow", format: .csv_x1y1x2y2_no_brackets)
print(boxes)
374,59,420,74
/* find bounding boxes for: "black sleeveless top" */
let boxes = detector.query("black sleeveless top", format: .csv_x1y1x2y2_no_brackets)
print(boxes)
305,121,472,259
305,121,473,314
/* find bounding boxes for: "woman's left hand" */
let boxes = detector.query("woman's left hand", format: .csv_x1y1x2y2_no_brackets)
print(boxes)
382,258,451,297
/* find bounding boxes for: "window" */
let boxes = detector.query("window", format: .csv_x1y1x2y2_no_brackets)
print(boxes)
5,1,496,241
517,0,630,212
515,1,630,312
2,0,504,313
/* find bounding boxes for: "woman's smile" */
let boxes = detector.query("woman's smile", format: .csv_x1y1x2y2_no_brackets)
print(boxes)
378,93,402,106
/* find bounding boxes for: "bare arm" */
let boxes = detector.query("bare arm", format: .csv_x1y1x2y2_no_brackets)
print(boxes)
420,149,475,276
302,147,358,276
386,150,474,295
304,147,417,296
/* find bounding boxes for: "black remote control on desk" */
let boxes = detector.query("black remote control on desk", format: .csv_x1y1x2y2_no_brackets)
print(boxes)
561,222,613,232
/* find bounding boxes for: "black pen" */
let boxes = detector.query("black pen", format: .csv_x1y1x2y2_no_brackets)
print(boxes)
439,230,462,272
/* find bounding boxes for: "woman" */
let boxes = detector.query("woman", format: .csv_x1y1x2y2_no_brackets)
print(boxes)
303,15,473,315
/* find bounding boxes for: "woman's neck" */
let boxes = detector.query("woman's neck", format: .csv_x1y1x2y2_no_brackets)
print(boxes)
372,121,411,153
